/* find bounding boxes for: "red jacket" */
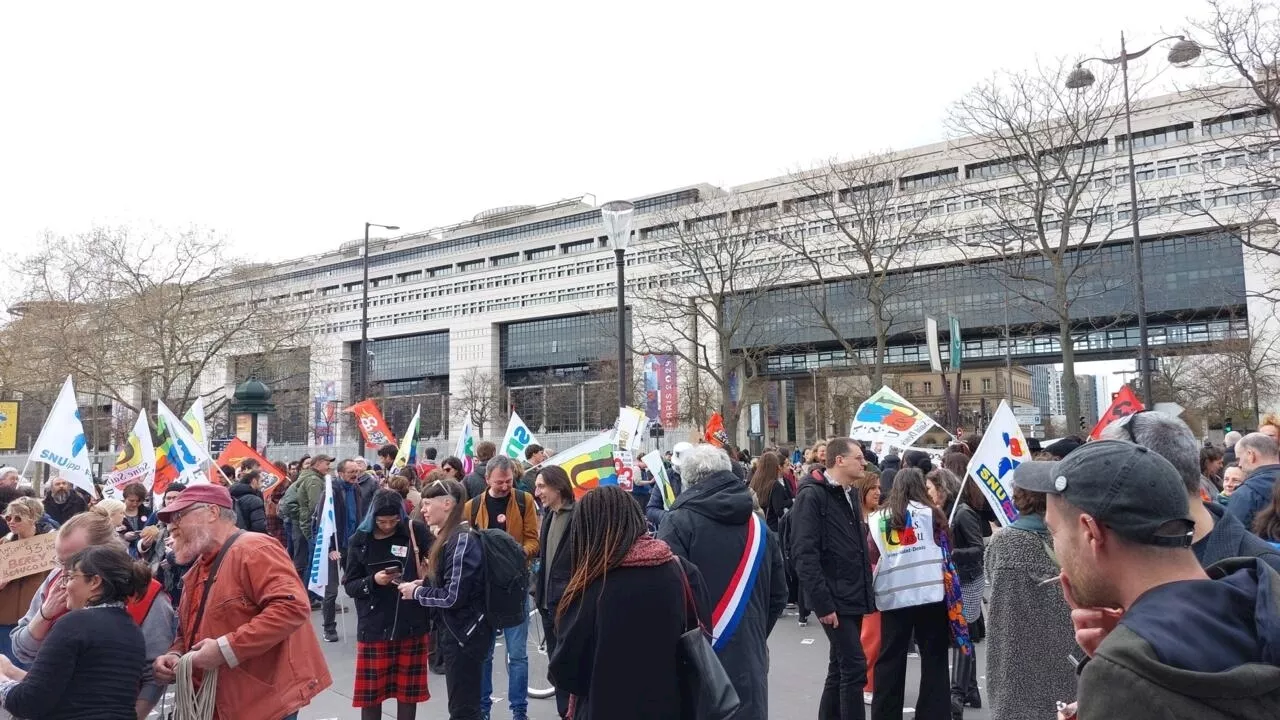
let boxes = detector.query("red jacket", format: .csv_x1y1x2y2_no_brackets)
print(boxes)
171,532,331,720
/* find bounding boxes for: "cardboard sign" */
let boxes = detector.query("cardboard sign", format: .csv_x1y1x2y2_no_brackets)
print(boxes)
0,534,56,584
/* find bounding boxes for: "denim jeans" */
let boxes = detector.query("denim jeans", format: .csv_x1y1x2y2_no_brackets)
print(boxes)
480,597,530,715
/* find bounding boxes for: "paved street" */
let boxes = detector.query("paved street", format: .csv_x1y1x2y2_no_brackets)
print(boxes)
274,598,993,720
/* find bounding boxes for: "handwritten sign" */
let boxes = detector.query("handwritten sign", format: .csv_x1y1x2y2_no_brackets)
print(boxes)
0,534,56,584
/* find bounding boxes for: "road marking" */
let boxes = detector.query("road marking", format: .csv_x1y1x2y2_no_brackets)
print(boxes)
800,638,815,645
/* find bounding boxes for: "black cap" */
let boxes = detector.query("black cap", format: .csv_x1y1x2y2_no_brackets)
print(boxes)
1012,440,1195,548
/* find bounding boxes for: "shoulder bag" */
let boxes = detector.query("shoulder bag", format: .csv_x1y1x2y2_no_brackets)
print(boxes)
675,562,741,720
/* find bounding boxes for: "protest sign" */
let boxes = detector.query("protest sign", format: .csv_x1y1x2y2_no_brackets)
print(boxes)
0,534,56,584
849,385,938,449
962,401,1029,527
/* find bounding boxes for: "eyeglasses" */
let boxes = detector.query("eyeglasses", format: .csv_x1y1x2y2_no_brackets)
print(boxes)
3,515,23,524
171,504,211,526
59,572,94,586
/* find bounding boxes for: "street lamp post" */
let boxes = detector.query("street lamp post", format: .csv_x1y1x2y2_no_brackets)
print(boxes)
359,222,400,402
1066,34,1200,407
602,201,636,408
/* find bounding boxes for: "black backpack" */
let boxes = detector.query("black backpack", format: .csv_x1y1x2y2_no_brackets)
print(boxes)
471,527,530,629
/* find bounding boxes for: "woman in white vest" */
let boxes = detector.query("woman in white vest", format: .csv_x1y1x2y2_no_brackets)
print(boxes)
866,468,953,720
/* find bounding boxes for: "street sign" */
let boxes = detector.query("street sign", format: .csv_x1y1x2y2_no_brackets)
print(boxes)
1012,407,1041,426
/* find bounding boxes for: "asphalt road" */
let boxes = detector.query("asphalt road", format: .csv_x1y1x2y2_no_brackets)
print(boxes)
203,599,995,720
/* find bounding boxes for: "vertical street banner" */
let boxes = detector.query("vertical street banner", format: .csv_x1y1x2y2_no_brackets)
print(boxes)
0,401,18,452
308,476,336,595
181,397,209,457
104,412,157,494
313,382,337,446
766,382,780,429
849,385,938,449
543,431,618,499
641,450,676,510
216,439,289,498
29,376,94,496
658,355,679,429
393,405,421,469
500,410,538,460
454,417,476,475
346,399,395,449
643,355,662,421
949,316,963,371
926,317,944,373
1089,385,1145,440
964,401,1029,527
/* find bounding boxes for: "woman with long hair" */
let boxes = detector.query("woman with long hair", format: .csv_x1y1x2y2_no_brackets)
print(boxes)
399,478,488,720
550,486,708,720
867,468,968,720
346,489,434,720
533,466,576,720
0,498,55,664
749,451,792,534
945,472,989,717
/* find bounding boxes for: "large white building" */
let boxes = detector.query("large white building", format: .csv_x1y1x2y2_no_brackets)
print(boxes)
192,85,1276,451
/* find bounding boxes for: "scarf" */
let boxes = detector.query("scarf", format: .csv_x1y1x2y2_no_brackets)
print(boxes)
619,535,675,567
937,524,973,656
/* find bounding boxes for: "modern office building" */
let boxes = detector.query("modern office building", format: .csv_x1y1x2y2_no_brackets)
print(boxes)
1078,375,1103,429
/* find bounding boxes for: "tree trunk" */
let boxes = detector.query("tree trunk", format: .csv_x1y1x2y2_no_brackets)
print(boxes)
1061,321,1082,434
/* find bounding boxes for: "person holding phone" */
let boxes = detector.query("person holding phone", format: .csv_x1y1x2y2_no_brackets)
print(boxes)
344,489,434,720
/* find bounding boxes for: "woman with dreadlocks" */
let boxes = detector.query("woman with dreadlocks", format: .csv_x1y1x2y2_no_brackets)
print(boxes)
550,486,709,720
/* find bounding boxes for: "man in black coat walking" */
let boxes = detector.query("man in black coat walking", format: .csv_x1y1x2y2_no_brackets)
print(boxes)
790,437,876,720
658,444,787,720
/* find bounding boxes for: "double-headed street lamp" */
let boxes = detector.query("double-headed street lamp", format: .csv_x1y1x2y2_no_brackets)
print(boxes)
359,222,400,402
1066,34,1200,406
602,201,636,408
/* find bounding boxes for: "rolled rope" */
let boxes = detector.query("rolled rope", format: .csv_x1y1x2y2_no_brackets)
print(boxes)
172,652,218,720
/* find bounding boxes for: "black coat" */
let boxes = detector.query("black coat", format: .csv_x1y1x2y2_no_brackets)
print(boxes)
343,520,434,642
551,558,709,720
759,476,794,534
533,501,575,612
44,491,89,527
950,502,985,584
657,470,787,720
463,460,489,500
879,455,902,497
789,473,875,617
229,483,267,533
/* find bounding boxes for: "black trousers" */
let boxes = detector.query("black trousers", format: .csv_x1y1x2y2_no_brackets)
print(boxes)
873,602,951,720
322,554,344,633
786,558,810,620
539,608,572,719
440,627,487,720
819,614,867,720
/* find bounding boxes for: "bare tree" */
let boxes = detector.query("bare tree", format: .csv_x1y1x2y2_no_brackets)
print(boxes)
1175,331,1280,427
776,152,949,388
5,226,315,416
947,60,1130,427
628,196,791,442
450,367,502,437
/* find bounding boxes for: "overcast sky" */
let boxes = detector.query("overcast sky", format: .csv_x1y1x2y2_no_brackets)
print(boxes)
1,0,1216,393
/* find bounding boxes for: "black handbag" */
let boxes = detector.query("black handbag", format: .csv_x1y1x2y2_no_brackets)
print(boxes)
676,564,741,720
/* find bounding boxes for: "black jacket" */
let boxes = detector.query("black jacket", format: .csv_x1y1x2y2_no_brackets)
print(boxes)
44,491,89,527
343,520,434,642
229,483,267,533
759,477,794,534
879,455,902,497
410,525,488,651
657,470,787,720
789,470,875,617
534,501,575,612
551,558,709,720
950,502,985,584
463,460,489,500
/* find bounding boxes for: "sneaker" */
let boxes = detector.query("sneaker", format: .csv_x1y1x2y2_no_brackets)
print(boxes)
785,602,797,610
864,691,873,705
798,618,808,627
323,631,339,643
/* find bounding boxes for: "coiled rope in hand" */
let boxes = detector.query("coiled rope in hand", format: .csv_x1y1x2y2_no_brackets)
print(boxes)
171,652,218,720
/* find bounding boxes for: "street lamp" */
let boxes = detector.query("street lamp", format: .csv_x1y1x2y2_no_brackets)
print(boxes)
1066,34,1200,407
601,201,636,408
359,222,400,402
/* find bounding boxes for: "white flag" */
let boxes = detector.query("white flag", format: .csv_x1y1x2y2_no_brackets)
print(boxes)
500,410,538,460
455,417,476,474
308,476,336,594
156,401,213,484
29,376,94,497
641,450,677,510
182,397,209,457
963,400,1031,527
104,411,157,493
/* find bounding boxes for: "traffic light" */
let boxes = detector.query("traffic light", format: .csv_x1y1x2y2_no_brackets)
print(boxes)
1079,415,1087,431
1225,417,1233,433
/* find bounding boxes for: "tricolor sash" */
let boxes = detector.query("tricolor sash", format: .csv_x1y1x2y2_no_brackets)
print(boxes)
710,513,768,651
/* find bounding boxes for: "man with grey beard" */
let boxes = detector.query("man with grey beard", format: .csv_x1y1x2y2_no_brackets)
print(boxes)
43,475,88,525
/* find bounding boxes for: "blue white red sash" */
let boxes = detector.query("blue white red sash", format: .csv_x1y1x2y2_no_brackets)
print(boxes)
711,513,768,651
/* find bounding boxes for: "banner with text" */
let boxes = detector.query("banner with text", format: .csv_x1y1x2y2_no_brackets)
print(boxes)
29,376,94,496
1089,385,1145,440
216,439,289,498
500,411,538,460
0,534,56,584
346,399,395,450
964,401,1028,527
104,412,157,494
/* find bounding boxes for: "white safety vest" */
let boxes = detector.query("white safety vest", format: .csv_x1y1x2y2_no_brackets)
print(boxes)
868,501,944,611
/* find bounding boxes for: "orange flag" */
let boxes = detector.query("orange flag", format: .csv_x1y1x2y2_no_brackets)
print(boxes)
346,399,395,449
216,439,290,498
704,412,730,448
1089,385,1145,440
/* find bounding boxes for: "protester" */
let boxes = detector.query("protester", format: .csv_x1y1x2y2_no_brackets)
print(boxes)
533,465,576,720
0,544,149,719
519,443,545,494
1226,432,1280,532
1200,445,1225,496
94,498,127,531
1102,414,1280,571
947,472,989,717
791,437,876,720
0,468,17,490
749,450,794,533
867,467,958,720
878,453,901,497
138,482,189,607
0,497,54,662
1260,412,1280,441
550,485,709,720
385,472,417,515
378,443,400,476
153,483,331,720
1223,430,1243,465
984,485,1077,720
42,476,88,526
1016,440,1280,718
463,441,496,499
658,444,787,720
320,457,377,642
11,512,174,718
400,478,488,720
461,454,538,720
440,456,465,482
343,489,433,720
853,470,884,706
1219,464,1246,506
283,453,333,594
230,469,268,533
265,463,293,546
418,446,440,477
120,483,154,544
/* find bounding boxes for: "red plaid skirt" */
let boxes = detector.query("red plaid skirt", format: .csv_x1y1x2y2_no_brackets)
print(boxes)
353,634,431,707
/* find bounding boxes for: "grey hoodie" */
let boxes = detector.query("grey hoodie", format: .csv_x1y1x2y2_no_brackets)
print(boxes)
1077,557,1280,719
